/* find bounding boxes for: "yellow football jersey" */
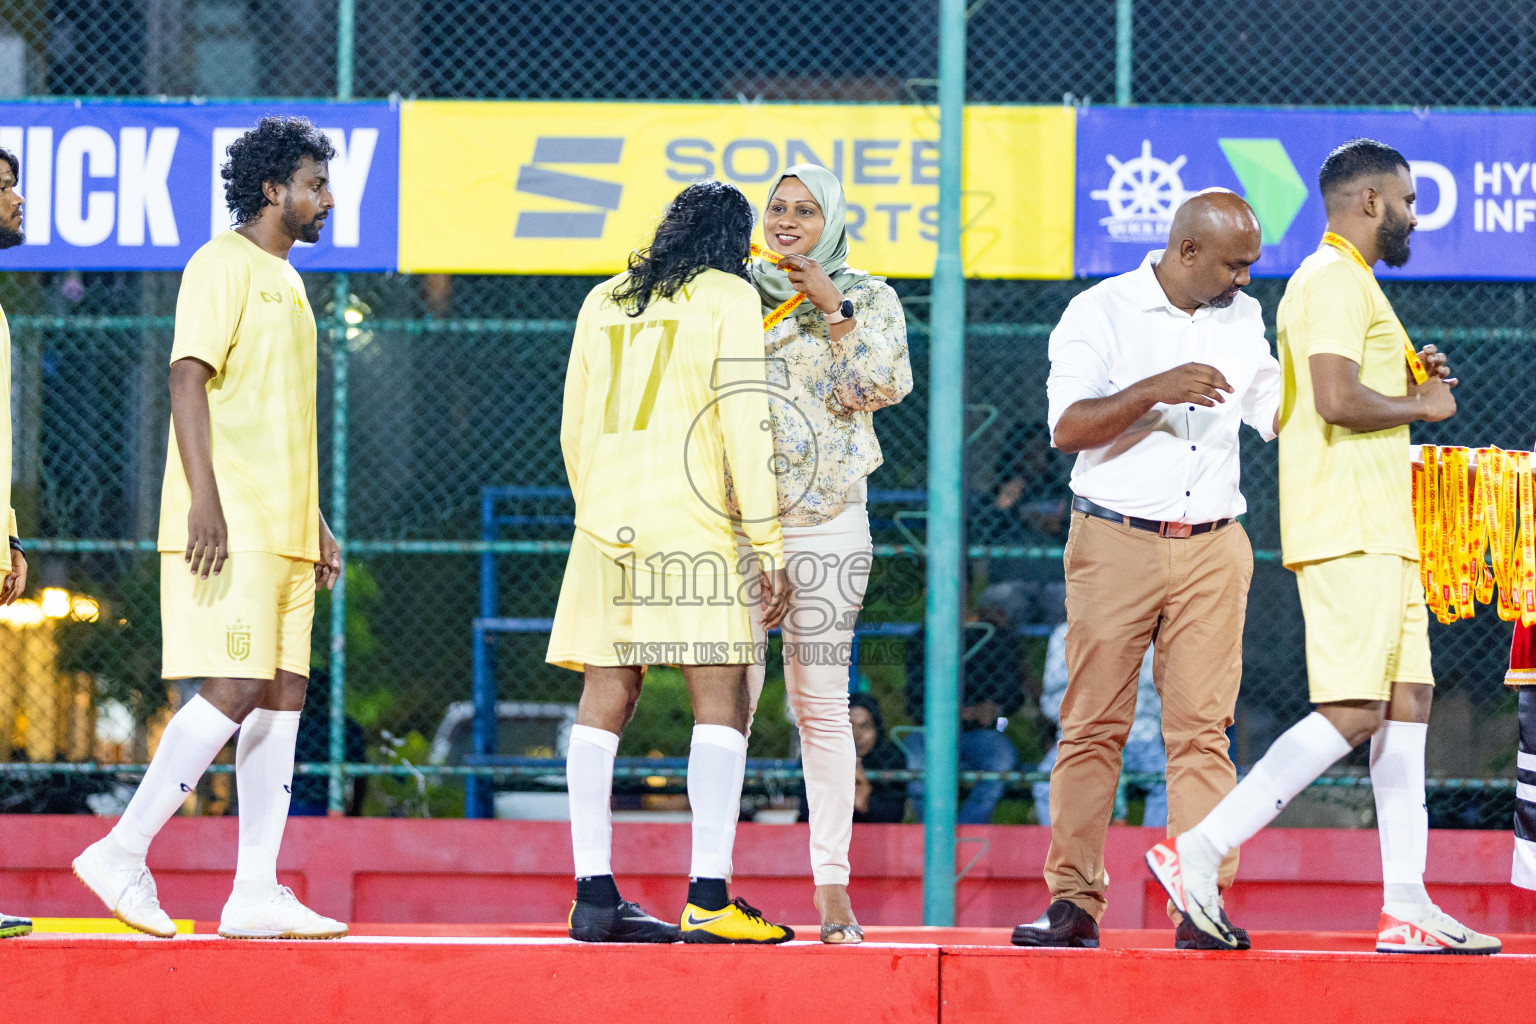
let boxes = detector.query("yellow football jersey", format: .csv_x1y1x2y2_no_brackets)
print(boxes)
0,304,18,572
158,231,320,561
561,268,783,572
1276,244,1417,569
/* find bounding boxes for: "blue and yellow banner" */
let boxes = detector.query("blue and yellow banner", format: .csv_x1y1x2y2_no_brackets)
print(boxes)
0,101,398,272
398,101,1076,279
1076,107,1536,280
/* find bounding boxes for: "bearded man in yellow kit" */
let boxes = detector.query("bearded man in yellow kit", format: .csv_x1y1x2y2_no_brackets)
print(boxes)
74,118,345,940
1149,139,1499,955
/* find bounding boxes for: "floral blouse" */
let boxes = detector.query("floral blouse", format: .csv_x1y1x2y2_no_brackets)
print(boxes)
727,277,913,527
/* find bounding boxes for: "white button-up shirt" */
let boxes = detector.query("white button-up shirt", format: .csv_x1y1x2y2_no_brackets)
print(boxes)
1045,250,1280,523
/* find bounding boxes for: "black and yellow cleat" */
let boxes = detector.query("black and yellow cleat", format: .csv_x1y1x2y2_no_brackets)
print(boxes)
0,912,31,938
568,899,681,943
681,897,794,945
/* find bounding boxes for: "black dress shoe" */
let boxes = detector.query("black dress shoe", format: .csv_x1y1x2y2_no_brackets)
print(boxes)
1011,899,1100,948
1175,909,1250,950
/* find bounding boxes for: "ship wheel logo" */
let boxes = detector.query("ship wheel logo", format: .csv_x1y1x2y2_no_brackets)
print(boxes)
1091,140,1194,243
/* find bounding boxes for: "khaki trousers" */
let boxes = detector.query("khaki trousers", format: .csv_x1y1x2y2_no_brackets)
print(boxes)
1044,510,1251,920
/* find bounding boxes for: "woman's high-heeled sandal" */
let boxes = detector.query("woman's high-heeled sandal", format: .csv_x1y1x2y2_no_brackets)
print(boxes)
820,922,865,944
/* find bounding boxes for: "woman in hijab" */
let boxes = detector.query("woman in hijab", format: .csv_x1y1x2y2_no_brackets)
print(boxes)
735,164,912,943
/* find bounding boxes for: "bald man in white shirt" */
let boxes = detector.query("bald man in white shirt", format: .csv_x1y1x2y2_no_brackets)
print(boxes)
1013,191,1278,951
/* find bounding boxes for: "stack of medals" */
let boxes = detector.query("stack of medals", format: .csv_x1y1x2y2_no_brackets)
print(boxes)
1414,445,1536,626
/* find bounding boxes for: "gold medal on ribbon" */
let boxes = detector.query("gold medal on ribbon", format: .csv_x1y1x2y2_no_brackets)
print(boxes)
1414,444,1536,623
750,244,807,330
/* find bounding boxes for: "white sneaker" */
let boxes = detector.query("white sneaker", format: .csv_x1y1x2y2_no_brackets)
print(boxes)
1145,835,1237,950
72,838,177,938
218,885,348,940
1376,906,1502,954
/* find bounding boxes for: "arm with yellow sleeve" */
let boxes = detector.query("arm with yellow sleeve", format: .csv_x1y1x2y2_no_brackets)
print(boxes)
0,304,22,600
0,495,22,606
1304,264,1456,432
715,287,791,628
169,254,246,580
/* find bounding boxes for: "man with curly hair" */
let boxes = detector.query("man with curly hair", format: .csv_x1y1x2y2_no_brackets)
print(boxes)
549,181,794,944
0,146,35,940
74,117,345,940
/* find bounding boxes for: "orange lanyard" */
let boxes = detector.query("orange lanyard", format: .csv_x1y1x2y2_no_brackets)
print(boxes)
1414,445,1536,623
1420,446,1449,622
1320,232,1428,385
749,244,806,330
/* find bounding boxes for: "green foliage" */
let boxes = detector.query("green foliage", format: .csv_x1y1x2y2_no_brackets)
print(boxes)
360,729,465,818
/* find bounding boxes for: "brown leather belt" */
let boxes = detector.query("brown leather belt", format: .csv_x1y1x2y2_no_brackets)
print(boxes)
1071,496,1234,539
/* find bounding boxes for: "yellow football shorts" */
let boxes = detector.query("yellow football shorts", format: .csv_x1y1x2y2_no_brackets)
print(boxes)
546,532,756,672
160,552,315,680
1295,552,1433,703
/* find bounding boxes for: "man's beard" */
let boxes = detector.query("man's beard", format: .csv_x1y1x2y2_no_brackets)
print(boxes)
1207,290,1237,309
1378,207,1413,268
281,196,325,244
0,223,23,250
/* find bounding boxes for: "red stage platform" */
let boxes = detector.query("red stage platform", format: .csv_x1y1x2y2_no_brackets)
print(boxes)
5,925,1530,1024
8,816,1533,1021
8,816,1536,932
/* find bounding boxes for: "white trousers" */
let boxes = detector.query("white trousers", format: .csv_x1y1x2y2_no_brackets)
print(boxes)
738,502,872,886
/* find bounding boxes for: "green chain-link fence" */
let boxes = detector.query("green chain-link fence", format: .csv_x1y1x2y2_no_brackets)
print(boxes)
0,0,1528,827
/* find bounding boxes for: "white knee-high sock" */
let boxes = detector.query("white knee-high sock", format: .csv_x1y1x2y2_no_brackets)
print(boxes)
1371,721,1433,913
110,694,241,858
568,724,621,878
231,709,302,902
1191,712,1354,858
688,724,748,879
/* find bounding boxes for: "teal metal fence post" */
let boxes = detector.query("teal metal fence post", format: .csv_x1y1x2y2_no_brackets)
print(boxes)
1115,0,1134,105
327,0,355,814
922,0,968,927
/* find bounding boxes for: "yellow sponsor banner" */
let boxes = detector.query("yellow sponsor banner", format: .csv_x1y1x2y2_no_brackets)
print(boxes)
398,101,1074,278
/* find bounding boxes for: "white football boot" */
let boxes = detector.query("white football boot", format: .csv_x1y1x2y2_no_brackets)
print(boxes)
1376,906,1501,954
218,884,348,940
72,838,177,938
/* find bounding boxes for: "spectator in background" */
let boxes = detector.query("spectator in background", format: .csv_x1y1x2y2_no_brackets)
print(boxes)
986,421,1071,545
289,672,368,817
850,692,907,823
1033,623,1167,828
904,602,1026,824
802,691,906,824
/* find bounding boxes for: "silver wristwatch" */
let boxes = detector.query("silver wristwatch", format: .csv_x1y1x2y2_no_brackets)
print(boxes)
823,297,855,324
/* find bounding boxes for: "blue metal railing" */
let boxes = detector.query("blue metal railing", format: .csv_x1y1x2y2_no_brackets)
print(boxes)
466,480,1052,817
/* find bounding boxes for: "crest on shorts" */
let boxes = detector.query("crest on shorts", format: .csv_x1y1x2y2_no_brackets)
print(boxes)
226,620,251,661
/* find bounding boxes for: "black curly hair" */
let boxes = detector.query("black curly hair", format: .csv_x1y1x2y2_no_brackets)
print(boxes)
0,146,16,181
222,116,336,225
611,181,754,316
